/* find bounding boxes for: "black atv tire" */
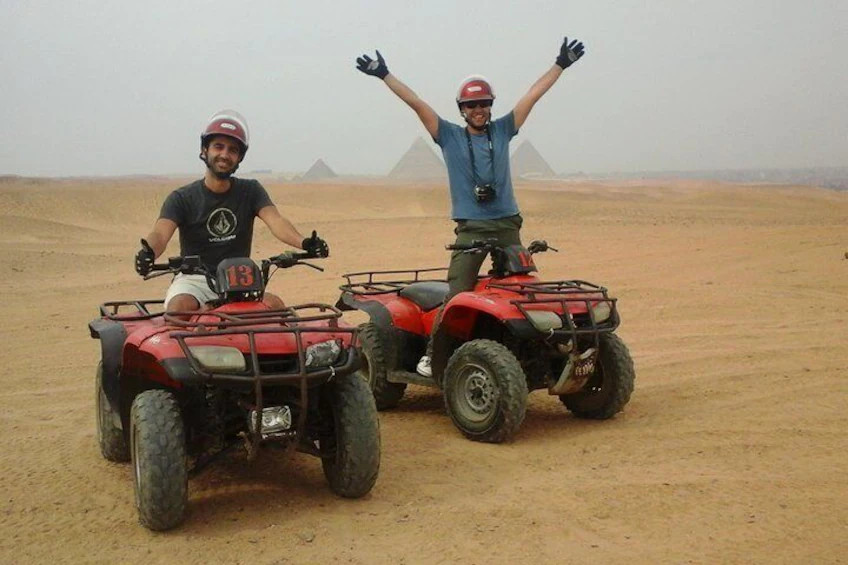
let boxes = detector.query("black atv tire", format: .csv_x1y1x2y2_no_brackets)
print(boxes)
443,339,528,443
95,361,129,462
357,322,406,410
560,333,635,419
130,390,188,531
321,372,381,498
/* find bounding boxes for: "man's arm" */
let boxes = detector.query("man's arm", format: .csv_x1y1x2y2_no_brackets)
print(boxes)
513,37,586,130
144,218,178,259
256,205,305,248
356,50,439,139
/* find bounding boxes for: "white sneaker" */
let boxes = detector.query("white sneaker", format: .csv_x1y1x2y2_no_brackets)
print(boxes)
416,355,432,378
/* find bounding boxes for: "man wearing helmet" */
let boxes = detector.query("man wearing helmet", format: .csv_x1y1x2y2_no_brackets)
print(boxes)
356,37,586,376
134,109,329,312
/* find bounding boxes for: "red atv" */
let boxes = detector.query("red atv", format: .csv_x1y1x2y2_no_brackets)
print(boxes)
89,251,379,531
337,239,634,443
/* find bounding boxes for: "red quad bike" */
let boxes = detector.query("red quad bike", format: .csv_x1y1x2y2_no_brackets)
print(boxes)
337,239,635,443
89,251,380,531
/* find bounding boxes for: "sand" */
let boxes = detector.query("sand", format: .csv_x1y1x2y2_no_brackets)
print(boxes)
0,176,845,564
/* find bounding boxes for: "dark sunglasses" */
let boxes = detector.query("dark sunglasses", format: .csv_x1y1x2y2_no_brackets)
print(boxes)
462,100,492,109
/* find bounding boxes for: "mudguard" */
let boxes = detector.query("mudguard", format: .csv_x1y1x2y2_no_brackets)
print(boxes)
337,292,429,334
439,291,525,335
88,318,127,417
337,293,394,328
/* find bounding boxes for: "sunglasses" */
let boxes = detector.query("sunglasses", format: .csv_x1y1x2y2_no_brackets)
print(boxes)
462,100,492,109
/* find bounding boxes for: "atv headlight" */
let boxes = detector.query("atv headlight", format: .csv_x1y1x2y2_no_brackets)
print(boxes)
249,405,292,437
590,301,612,324
526,310,563,332
305,340,342,368
188,345,246,372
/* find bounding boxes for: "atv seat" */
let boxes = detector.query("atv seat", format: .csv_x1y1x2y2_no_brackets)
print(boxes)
399,281,450,311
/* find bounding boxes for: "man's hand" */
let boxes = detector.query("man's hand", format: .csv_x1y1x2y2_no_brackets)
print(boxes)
555,37,585,69
527,239,558,254
301,230,330,258
135,239,155,276
527,240,548,254
356,50,389,79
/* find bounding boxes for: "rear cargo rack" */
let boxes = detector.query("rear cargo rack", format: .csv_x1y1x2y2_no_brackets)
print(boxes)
340,268,448,296
99,299,166,320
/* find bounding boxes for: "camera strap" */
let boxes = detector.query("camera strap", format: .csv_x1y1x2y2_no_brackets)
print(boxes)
464,127,495,189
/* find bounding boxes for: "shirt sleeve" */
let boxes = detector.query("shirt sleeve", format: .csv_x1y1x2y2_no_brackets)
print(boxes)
492,111,518,138
158,190,184,224
251,180,273,215
434,116,452,146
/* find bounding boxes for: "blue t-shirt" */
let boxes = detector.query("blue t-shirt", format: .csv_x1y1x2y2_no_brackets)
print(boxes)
434,112,520,220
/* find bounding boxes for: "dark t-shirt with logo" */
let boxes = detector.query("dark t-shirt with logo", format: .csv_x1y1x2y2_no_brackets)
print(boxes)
159,178,273,271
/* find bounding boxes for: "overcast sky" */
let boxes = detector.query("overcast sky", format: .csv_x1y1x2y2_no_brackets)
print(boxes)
2,0,846,177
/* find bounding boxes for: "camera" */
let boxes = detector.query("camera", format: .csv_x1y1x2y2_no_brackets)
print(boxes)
474,184,496,203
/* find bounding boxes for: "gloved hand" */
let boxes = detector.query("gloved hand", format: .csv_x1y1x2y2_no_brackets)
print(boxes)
135,239,155,276
527,240,548,254
356,50,389,79
555,37,585,69
301,230,330,258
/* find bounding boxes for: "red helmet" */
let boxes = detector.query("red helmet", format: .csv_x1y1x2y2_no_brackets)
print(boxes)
456,75,496,106
200,109,249,156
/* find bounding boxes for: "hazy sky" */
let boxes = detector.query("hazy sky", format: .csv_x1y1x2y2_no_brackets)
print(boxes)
2,0,846,176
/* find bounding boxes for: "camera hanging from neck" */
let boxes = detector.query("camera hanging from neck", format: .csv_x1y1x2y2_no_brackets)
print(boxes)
465,126,497,202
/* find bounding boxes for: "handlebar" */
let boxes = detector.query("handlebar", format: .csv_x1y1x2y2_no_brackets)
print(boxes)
143,251,324,281
445,238,558,254
262,251,324,272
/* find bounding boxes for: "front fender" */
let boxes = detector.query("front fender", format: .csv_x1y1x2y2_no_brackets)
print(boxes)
88,318,127,416
438,292,524,339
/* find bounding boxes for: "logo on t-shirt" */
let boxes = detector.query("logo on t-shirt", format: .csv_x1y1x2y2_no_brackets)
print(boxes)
206,208,238,242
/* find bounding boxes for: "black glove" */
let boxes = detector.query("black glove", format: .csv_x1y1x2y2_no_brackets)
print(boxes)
356,50,389,79
301,230,330,258
135,238,155,276
527,240,548,254
555,37,585,69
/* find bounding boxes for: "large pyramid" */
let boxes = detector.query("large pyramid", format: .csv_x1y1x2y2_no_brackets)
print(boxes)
388,137,447,181
510,140,556,179
301,158,337,182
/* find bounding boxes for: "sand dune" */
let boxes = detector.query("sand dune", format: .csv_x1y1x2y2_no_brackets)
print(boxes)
0,176,845,563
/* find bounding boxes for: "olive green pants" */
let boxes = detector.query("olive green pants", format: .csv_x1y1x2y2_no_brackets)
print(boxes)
427,214,523,356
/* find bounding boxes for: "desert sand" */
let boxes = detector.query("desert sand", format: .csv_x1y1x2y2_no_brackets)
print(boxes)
0,176,845,564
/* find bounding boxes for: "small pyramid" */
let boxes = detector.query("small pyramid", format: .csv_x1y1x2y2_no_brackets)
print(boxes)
388,138,447,181
301,159,337,182
510,141,556,179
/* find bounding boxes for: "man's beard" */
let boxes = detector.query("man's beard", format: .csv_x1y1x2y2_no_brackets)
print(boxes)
205,155,239,179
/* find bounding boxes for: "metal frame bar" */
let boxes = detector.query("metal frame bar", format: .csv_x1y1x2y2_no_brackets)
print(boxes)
340,268,448,296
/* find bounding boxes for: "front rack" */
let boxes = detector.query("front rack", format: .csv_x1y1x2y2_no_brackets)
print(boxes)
491,280,620,340
164,303,343,329
340,267,448,296
165,303,359,456
488,279,609,298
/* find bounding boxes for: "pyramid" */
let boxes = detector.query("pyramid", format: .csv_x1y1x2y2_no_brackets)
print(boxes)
301,159,337,182
388,137,447,181
510,140,556,179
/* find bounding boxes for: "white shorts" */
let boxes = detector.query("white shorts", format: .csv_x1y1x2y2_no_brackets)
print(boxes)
164,274,219,309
